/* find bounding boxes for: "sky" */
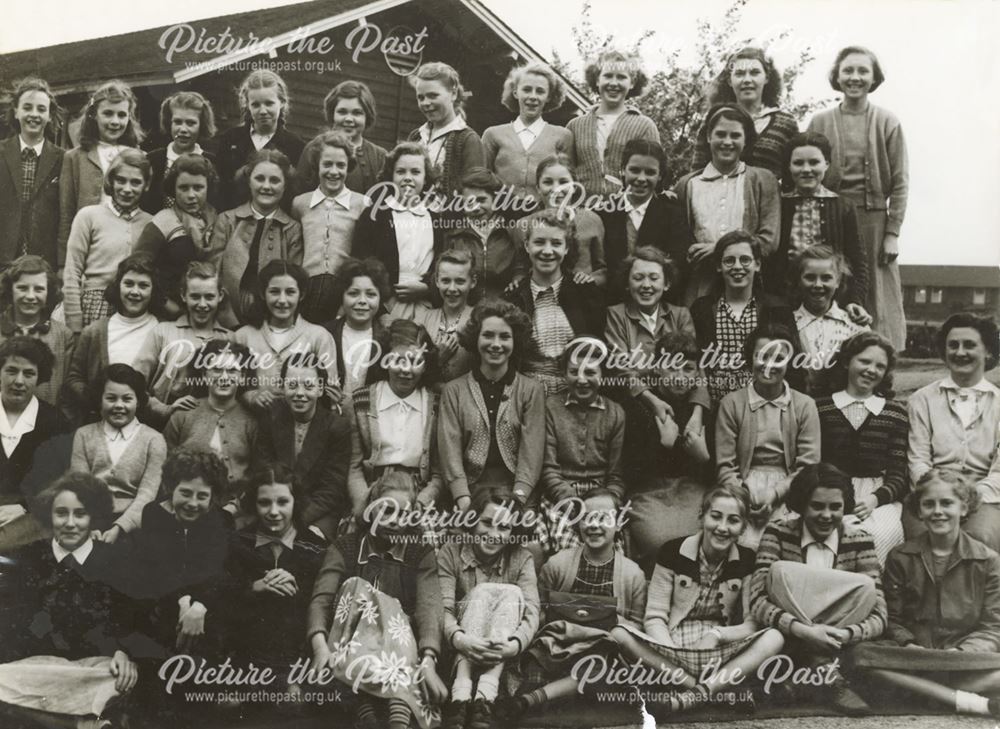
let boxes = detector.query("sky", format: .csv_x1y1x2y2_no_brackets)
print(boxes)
2,0,998,266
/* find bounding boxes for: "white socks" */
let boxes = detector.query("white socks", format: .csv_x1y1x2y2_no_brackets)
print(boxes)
955,689,990,715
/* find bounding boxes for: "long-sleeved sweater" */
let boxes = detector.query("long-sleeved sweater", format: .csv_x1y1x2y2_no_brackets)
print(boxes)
62,202,152,332
566,106,660,198
749,516,887,644
70,421,167,533
482,122,573,202
540,393,625,501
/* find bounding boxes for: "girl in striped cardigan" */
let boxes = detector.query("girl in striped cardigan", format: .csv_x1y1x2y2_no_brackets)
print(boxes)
816,331,907,565
566,50,659,199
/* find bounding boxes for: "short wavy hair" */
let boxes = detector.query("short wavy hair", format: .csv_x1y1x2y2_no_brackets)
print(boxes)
34,471,114,532
90,363,149,419
373,318,441,389
409,62,468,115
710,47,784,108
699,485,751,522
742,322,800,376
8,77,62,140
101,148,152,197
323,80,377,128
459,299,538,372
159,448,230,502
828,46,885,94
936,313,1000,371
522,207,579,273
0,254,61,321
381,140,439,188
332,257,392,319
786,462,855,517
500,62,566,113
584,50,648,98
0,335,54,385
825,330,896,398
907,469,980,521
238,148,296,209
782,131,832,183
162,152,219,201
159,91,216,140
653,331,701,365
78,80,144,150
618,245,679,302
791,245,851,299
700,104,758,153
248,259,310,327
619,138,668,188
312,130,357,173
103,252,166,319
188,338,253,397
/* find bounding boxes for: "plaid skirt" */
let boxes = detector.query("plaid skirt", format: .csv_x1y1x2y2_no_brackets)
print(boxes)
81,288,112,328
622,622,767,677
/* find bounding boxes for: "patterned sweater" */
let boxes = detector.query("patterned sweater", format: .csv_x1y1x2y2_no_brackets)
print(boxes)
815,396,909,505
749,516,887,644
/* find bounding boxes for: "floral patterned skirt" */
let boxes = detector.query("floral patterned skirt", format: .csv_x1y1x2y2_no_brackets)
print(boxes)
326,576,440,729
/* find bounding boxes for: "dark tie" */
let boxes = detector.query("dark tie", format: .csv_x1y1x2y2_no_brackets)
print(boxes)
239,218,268,318
59,553,79,572
19,148,38,255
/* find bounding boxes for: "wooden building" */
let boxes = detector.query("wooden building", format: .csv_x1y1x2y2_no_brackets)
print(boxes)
0,0,590,149
900,264,1000,325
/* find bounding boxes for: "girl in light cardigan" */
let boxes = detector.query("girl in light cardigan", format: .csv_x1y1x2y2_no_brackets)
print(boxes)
69,364,166,542
566,49,659,198
807,46,908,349
715,323,820,549
482,62,572,206
438,300,545,512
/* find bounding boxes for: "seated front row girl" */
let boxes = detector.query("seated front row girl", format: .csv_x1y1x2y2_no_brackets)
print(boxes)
308,471,447,729
853,470,1000,720
614,486,784,715
715,323,820,550
438,488,540,729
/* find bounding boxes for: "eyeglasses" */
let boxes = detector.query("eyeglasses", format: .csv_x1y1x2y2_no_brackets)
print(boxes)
721,256,755,268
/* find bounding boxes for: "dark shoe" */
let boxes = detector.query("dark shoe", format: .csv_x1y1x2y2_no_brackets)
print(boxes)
441,699,469,729
494,695,529,722
989,697,1000,719
467,698,493,729
826,675,872,717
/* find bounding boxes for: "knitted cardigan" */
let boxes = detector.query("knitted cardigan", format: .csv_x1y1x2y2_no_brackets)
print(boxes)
815,396,909,505
346,381,442,509
540,545,647,630
406,125,486,196
566,106,660,197
0,317,74,411
645,534,757,643
232,317,339,395
63,317,109,421
438,370,546,502
714,384,821,502
749,516,887,644
806,103,908,236
482,122,573,201
691,109,800,180
765,194,867,304
70,421,167,533
164,398,258,487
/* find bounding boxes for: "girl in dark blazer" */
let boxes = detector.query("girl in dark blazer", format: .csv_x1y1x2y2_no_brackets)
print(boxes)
599,139,691,299
353,142,445,320
0,78,64,269
255,353,352,540
505,209,605,394
214,70,305,211
139,91,218,214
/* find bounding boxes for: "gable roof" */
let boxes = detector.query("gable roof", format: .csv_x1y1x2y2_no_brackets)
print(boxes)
900,265,1000,289
0,0,590,109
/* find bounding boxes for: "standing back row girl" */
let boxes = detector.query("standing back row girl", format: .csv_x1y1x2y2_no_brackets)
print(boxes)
216,69,305,211
58,80,144,269
483,62,572,206
0,77,63,270
408,62,485,198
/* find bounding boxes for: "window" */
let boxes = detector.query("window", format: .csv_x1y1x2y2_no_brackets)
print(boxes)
914,287,927,303
931,288,943,304
974,289,987,305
